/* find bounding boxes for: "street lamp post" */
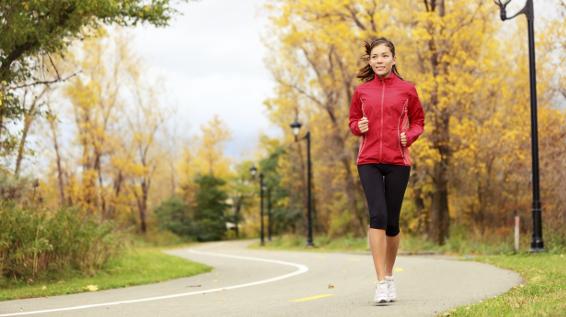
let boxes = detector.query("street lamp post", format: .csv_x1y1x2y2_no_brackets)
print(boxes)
250,165,265,246
494,0,544,251
267,187,272,241
290,119,314,247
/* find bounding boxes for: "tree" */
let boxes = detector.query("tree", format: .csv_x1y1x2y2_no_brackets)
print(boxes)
45,102,66,207
64,31,131,215
178,114,232,212
126,61,167,234
13,85,50,177
226,160,257,238
196,114,232,177
0,0,177,84
54,30,174,236
154,195,192,237
257,137,300,236
1,0,181,156
192,174,228,241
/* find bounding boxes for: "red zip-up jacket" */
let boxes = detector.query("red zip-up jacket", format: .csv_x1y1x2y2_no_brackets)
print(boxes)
349,73,425,166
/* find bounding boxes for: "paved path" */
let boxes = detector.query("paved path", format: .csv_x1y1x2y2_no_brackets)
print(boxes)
0,240,521,317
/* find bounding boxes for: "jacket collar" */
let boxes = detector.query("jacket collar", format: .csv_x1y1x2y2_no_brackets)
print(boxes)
372,72,398,84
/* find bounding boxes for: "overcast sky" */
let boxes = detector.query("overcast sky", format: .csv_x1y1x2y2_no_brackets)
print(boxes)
129,0,277,161
127,0,563,162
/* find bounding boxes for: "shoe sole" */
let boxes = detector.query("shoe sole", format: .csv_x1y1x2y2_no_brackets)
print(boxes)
374,299,388,305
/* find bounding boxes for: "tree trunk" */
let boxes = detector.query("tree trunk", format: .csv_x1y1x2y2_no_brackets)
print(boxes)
429,112,451,244
94,151,107,217
424,0,451,245
14,87,47,176
104,170,123,219
135,179,148,234
47,110,66,206
429,158,450,244
14,111,33,177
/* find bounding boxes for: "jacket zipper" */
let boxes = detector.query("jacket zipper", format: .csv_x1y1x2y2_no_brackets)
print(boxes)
379,80,385,162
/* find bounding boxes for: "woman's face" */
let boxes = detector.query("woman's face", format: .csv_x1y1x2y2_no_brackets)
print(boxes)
369,44,396,77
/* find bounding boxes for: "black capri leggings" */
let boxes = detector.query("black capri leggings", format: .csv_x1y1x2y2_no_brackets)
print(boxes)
357,163,411,236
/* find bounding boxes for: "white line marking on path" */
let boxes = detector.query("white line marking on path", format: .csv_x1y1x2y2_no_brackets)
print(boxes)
0,249,309,317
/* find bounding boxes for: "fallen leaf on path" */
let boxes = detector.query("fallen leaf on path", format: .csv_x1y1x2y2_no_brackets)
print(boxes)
84,285,98,292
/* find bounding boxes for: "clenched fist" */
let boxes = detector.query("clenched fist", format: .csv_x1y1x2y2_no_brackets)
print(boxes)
358,117,369,133
400,132,407,147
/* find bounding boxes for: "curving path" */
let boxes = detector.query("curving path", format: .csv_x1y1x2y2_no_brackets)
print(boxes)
0,240,521,317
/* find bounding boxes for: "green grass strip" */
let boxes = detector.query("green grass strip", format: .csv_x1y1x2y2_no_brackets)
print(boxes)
443,253,566,317
0,247,211,301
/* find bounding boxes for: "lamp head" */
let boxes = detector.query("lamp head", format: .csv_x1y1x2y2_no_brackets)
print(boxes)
290,120,302,138
249,165,258,177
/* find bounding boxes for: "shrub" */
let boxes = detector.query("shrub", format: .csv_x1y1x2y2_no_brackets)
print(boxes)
154,196,192,237
0,203,123,282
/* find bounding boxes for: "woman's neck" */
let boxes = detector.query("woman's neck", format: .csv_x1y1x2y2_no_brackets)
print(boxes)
378,71,392,79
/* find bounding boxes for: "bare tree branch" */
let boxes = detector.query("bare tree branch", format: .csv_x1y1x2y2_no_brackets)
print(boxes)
9,71,80,90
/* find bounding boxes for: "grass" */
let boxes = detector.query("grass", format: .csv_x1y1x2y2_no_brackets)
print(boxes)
0,247,212,301
249,234,369,252
248,232,515,255
444,253,566,317
249,233,565,317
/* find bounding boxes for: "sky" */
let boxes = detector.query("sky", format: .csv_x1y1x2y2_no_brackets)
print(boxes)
126,0,563,162
129,0,278,161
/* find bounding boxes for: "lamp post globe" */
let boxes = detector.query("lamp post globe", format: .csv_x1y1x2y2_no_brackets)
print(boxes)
249,165,258,177
290,120,302,140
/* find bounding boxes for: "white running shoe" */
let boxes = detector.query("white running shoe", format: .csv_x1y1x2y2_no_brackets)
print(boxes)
374,281,389,304
385,276,396,302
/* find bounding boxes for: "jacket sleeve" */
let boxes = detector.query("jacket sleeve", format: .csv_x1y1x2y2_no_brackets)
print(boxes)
405,85,425,147
349,88,363,136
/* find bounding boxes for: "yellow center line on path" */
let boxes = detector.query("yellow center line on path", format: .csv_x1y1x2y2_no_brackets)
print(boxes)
290,294,335,303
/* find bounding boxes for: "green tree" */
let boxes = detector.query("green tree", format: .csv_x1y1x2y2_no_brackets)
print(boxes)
258,139,301,236
154,196,192,237
192,174,228,241
225,160,257,238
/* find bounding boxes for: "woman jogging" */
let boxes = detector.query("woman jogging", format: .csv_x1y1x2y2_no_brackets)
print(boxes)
348,37,425,305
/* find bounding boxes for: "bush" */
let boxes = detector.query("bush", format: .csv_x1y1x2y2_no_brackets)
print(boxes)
154,196,192,237
0,203,124,283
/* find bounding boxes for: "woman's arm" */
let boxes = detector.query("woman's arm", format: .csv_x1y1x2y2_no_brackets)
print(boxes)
349,88,363,136
405,85,425,147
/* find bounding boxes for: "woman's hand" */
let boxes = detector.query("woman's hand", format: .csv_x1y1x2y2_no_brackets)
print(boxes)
400,132,407,147
358,117,369,133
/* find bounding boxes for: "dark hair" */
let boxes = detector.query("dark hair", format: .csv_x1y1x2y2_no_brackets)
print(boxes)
356,37,403,82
